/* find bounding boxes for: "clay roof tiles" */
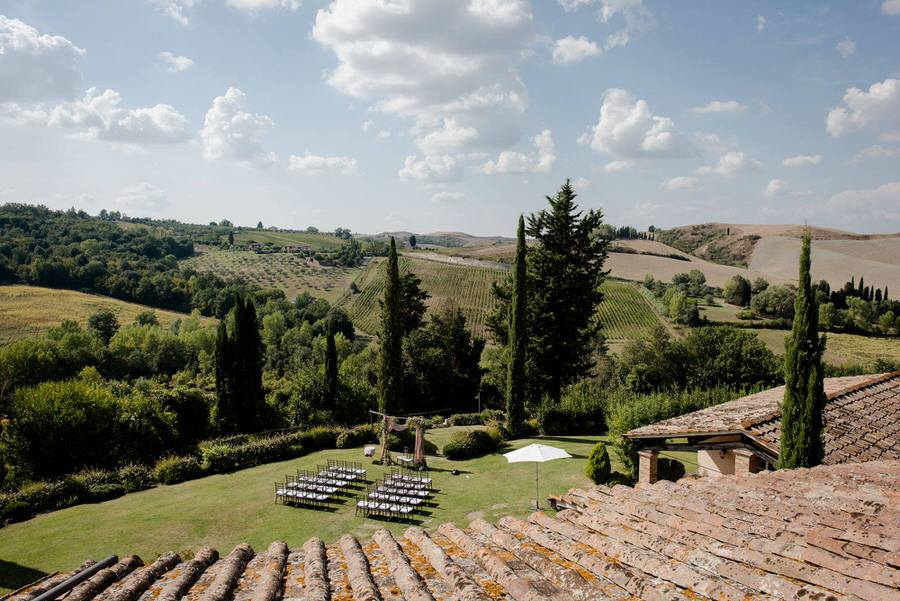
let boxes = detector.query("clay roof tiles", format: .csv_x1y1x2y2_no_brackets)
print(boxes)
15,460,900,601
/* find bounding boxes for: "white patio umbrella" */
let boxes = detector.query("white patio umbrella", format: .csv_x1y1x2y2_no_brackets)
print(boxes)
504,443,572,509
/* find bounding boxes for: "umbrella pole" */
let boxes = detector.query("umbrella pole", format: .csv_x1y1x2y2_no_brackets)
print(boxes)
535,462,540,510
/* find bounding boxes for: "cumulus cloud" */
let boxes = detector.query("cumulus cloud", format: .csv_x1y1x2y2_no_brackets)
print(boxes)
399,155,462,182
661,176,699,191
755,15,766,32
764,179,788,197
596,0,654,50
826,181,900,224
552,36,600,64
288,153,357,174
431,190,467,202
114,182,169,213
0,16,85,102
312,0,533,155
1,87,190,144
881,0,900,16
580,88,689,158
225,0,301,12
689,100,747,115
826,78,900,140
694,132,734,155
482,129,556,174
573,177,592,189
836,37,856,58
695,151,761,176
149,0,300,24
360,120,373,131
200,87,276,168
604,160,632,173
782,154,823,167
158,51,194,73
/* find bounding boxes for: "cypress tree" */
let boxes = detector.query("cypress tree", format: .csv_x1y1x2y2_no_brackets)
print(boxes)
324,324,339,408
506,215,528,436
526,180,608,403
377,237,403,414
213,319,237,434
858,276,865,296
778,232,827,469
233,294,263,432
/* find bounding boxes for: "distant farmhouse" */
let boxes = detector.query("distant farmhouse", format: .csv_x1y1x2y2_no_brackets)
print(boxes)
626,371,900,483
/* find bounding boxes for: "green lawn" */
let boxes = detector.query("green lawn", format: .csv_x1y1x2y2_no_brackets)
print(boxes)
0,427,695,592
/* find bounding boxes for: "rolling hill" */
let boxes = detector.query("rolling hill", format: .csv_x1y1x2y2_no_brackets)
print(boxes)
0,285,215,345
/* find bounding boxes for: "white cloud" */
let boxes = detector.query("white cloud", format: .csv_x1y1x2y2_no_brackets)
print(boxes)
689,100,747,115
881,0,900,16
552,36,600,64
597,0,654,50
826,78,900,140
431,190,467,202
604,160,632,173
695,151,760,177
377,129,391,138
200,87,276,168
288,153,357,174
558,0,592,10
114,182,169,214
581,88,690,158
312,0,533,155
149,0,197,25
1,87,190,144
764,179,788,197
399,155,462,182
851,144,900,162
158,51,194,73
360,120,373,131
0,16,85,102
826,181,900,224
782,154,823,167
482,129,556,174
661,176,699,191
573,177,592,189
416,119,478,155
755,15,766,32
224,0,301,13
836,37,856,58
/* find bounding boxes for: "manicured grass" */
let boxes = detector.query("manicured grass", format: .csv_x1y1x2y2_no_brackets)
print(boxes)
0,285,215,345
0,427,695,592
181,249,364,303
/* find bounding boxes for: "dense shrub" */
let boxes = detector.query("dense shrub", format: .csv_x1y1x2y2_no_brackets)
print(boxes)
442,429,500,460
298,426,339,451
657,458,686,482
537,401,604,435
336,424,379,449
153,455,202,485
200,432,306,473
448,409,506,427
607,387,743,480
585,442,611,484
117,463,153,492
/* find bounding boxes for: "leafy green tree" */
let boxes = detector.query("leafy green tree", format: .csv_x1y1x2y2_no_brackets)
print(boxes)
409,234,417,248
256,221,263,229
751,284,796,318
228,231,234,245
88,309,120,344
323,325,339,408
723,275,752,306
377,237,403,414
779,232,827,469
524,180,609,403
585,441,611,484
506,215,528,435
818,302,837,331
134,310,159,326
751,277,769,294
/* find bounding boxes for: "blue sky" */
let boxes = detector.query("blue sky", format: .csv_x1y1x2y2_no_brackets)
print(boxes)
1,1,899,235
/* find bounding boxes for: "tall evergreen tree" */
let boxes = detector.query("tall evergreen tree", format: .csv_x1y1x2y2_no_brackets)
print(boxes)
323,324,339,408
506,215,528,435
377,237,403,414
213,319,238,434
778,232,827,469
526,180,609,403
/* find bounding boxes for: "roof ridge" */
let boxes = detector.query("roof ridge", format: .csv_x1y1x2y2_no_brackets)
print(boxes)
824,370,900,401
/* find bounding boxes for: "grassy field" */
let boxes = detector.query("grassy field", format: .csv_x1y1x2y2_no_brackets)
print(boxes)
0,285,214,345
0,427,697,592
232,229,346,251
752,328,900,366
182,249,363,303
